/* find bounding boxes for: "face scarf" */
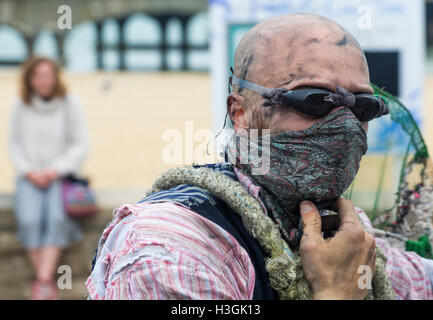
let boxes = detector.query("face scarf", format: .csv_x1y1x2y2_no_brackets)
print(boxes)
225,107,368,248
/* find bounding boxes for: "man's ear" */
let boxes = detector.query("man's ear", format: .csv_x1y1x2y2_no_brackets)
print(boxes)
227,93,249,131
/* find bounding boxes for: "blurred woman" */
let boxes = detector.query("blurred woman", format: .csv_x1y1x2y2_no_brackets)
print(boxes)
8,56,89,300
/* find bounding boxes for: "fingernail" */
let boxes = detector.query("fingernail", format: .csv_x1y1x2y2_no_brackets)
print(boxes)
300,201,313,214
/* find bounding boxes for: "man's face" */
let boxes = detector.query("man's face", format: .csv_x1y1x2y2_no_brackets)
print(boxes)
260,46,371,134
230,20,373,135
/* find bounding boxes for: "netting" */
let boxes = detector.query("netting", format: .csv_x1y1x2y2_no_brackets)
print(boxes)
343,84,433,253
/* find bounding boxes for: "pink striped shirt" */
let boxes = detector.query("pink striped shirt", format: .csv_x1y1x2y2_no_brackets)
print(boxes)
86,201,255,299
357,208,433,300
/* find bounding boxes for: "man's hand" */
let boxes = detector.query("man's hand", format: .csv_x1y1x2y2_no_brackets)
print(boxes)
299,198,376,300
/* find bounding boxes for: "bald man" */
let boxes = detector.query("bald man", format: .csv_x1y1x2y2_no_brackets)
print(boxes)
86,13,433,300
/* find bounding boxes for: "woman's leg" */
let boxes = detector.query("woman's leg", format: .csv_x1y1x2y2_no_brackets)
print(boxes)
39,179,75,281
28,248,42,271
37,246,62,281
31,180,67,299
14,178,44,274
31,246,61,300
36,179,83,299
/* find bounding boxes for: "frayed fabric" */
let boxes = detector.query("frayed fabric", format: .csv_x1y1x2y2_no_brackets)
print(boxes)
262,88,289,108
324,86,356,108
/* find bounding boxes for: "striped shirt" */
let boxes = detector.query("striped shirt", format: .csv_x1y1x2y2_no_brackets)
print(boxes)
86,168,433,300
86,201,255,299
357,209,433,300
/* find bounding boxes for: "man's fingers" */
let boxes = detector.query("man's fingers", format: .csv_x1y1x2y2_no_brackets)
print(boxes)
333,198,362,231
300,201,323,243
366,235,377,274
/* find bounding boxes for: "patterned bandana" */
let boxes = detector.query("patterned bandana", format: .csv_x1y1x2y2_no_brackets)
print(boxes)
225,107,368,248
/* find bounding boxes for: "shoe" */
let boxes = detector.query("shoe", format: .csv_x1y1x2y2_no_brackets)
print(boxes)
31,279,58,300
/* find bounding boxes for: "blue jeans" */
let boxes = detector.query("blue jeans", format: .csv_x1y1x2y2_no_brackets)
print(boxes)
14,177,82,248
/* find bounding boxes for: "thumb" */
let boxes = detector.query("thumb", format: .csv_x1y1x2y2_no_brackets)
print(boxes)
300,201,323,242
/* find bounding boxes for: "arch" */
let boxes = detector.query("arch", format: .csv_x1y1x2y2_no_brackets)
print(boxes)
98,19,120,70
58,11,210,71
124,12,161,45
102,18,119,45
187,11,208,45
186,11,209,71
63,21,98,71
165,17,183,70
166,17,182,45
33,30,58,59
0,24,28,64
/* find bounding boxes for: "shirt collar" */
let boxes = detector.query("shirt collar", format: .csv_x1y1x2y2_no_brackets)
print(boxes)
233,166,269,216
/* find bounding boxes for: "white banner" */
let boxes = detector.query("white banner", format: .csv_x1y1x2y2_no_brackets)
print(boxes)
210,0,425,136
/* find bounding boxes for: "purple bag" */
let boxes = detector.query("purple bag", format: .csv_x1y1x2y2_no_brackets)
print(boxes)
61,174,98,218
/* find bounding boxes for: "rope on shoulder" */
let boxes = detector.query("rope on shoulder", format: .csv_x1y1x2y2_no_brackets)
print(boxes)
145,165,396,300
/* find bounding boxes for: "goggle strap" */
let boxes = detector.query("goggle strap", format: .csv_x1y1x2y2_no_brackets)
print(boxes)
231,75,273,95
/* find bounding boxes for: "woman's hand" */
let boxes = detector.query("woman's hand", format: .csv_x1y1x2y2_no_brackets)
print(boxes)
26,171,51,189
43,168,59,182
26,169,59,189
299,198,376,300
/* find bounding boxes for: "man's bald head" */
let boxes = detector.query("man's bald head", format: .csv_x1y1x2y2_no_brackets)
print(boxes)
228,13,372,133
234,13,368,90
